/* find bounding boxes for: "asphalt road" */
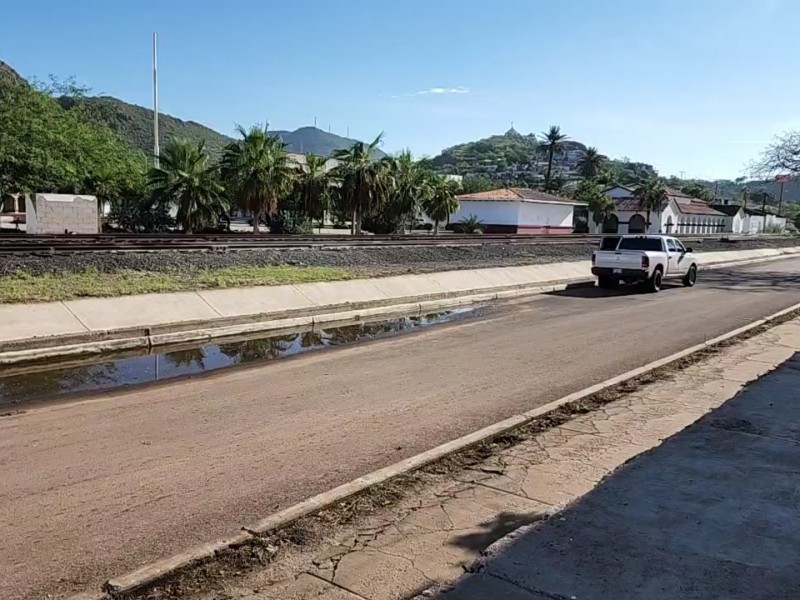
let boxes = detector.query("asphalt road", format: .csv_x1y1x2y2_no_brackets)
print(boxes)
2,258,799,599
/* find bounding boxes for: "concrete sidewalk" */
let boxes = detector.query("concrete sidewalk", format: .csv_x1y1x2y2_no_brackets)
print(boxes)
172,320,800,600
2,246,798,365
435,338,800,598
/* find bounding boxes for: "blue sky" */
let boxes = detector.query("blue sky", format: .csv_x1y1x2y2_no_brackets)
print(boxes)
2,0,798,179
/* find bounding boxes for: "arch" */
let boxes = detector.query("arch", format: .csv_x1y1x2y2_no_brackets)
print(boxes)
629,214,647,234
664,215,675,234
602,214,619,234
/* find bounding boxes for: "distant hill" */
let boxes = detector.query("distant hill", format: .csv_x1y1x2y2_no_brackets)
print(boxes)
0,60,27,86
58,96,384,159
430,128,656,186
58,95,233,157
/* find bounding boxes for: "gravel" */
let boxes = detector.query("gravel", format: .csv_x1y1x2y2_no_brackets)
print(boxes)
1,238,798,278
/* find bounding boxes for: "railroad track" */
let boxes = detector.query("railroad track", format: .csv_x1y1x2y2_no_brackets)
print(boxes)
0,232,748,255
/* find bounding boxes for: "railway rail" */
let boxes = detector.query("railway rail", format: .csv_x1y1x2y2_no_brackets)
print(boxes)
0,232,761,255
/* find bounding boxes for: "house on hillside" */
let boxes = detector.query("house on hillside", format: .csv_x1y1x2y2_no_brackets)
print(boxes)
451,188,586,234
589,185,727,235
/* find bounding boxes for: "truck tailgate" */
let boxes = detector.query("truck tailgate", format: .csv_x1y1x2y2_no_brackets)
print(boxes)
595,251,644,270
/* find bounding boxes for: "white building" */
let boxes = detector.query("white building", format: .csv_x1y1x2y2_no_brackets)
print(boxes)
590,186,727,235
452,187,586,234
710,202,746,233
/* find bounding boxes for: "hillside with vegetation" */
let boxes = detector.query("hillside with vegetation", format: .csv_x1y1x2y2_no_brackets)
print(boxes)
429,128,656,188
59,96,384,159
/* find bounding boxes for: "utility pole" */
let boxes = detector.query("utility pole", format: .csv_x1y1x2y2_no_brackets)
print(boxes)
778,178,786,215
152,33,160,168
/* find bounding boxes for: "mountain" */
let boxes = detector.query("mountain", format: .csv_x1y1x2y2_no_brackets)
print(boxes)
58,96,384,159
0,60,27,86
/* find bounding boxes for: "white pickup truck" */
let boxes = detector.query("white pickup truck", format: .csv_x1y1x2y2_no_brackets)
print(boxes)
591,234,698,292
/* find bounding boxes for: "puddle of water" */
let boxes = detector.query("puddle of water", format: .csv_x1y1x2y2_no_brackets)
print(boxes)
0,308,479,406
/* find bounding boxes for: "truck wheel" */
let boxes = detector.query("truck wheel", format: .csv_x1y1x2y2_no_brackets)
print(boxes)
683,264,697,287
647,268,663,293
598,276,617,289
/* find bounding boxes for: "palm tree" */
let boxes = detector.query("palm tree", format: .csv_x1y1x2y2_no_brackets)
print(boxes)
578,147,606,180
541,125,568,191
381,151,428,231
635,178,669,232
332,133,384,234
148,139,226,234
297,154,331,230
422,176,460,234
221,125,297,233
574,179,614,229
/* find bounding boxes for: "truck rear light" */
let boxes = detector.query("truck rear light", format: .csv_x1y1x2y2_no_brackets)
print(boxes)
641,255,650,269
591,253,596,265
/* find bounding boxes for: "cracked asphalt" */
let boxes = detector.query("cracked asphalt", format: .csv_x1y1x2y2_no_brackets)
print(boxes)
2,258,800,600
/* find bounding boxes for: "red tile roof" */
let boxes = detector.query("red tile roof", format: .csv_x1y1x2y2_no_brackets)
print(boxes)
675,201,726,216
457,187,583,205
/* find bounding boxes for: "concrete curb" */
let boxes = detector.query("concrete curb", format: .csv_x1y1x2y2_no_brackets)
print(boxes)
5,248,800,367
81,299,800,600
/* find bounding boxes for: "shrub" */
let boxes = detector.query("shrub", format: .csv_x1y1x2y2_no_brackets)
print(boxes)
269,210,313,234
455,214,485,234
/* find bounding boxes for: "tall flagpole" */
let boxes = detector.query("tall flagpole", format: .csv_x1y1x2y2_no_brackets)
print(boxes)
153,32,160,168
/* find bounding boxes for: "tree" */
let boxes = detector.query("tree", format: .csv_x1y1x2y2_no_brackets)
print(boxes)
296,154,331,229
578,147,606,179
221,124,296,233
148,139,226,234
422,176,460,234
540,125,568,191
680,182,711,201
460,175,496,194
332,133,384,234
0,74,144,199
574,180,614,228
751,130,800,177
634,178,669,231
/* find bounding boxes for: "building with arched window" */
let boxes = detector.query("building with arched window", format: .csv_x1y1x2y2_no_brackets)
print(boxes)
588,185,728,235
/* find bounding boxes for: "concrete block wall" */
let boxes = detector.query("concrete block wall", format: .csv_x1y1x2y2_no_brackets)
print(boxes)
27,194,99,234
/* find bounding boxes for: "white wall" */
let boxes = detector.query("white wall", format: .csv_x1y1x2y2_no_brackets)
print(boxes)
451,201,520,225
517,202,574,227
28,194,99,234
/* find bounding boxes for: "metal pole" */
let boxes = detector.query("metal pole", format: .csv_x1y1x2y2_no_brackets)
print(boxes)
778,180,785,215
153,32,160,168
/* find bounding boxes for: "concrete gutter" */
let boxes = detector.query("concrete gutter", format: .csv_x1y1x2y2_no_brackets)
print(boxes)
3,246,799,366
67,298,799,600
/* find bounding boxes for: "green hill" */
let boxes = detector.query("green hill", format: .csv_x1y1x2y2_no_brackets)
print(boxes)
430,128,656,186
58,96,384,159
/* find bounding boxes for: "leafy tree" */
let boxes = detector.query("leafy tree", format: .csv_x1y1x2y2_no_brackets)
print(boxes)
0,75,144,200
332,133,385,234
634,178,669,230
574,180,614,228
460,175,496,194
422,176,460,234
541,125,568,191
578,147,607,179
680,182,712,201
148,139,226,234
365,150,429,233
221,125,296,233
295,154,331,229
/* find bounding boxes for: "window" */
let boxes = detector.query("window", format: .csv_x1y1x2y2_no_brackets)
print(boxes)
674,239,686,253
666,239,677,253
617,237,663,251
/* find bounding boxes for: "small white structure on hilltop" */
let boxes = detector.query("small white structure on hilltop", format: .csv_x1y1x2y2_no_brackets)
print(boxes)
25,194,99,234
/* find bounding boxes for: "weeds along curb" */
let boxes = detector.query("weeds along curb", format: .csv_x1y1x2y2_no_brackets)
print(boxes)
68,301,800,600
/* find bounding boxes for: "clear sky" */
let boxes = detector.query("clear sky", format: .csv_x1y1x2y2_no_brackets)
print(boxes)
2,0,797,179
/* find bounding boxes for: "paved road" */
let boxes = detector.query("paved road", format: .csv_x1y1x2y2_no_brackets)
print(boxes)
2,258,799,599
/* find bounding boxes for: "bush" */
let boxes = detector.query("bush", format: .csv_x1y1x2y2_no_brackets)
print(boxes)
361,212,405,235
269,211,313,234
454,214,485,234
108,198,175,233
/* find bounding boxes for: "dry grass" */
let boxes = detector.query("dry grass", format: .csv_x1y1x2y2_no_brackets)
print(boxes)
0,266,356,303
